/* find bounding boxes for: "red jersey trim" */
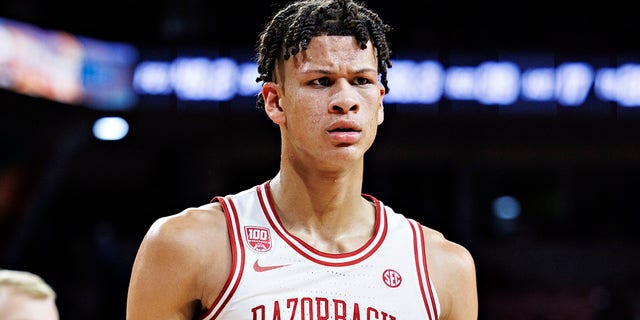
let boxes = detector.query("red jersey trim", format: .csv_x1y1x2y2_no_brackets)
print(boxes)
256,180,387,266
410,218,439,319
199,196,246,320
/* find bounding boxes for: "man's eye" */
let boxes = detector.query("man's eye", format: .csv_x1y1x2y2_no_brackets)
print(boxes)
310,77,331,86
313,78,331,86
354,77,371,85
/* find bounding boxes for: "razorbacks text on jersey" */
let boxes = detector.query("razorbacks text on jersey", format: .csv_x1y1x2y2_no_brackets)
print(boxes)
198,180,440,320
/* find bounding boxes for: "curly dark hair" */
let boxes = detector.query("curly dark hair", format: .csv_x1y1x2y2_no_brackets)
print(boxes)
254,0,393,109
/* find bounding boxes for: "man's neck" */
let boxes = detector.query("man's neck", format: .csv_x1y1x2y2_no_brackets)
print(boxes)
266,170,376,253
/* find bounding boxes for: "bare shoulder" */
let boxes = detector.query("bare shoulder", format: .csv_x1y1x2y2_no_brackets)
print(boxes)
145,202,228,251
127,202,231,319
421,226,478,320
421,226,475,272
141,201,231,288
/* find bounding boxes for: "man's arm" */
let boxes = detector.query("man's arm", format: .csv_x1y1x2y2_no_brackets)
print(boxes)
423,227,478,320
126,204,231,320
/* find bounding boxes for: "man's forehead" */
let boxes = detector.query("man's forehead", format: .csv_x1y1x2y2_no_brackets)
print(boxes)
287,36,377,67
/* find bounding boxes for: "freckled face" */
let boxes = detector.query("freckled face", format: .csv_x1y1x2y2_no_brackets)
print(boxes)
266,35,385,171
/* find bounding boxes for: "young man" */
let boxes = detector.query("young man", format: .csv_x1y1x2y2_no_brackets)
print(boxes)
0,269,60,320
126,0,478,319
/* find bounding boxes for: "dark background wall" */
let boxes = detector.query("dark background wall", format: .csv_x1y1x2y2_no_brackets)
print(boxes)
1,0,640,319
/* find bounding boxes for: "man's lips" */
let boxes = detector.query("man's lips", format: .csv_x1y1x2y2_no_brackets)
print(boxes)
325,120,362,144
327,120,361,133
327,129,360,143
328,130,360,143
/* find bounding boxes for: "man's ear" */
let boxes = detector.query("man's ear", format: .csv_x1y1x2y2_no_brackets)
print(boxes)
262,82,285,125
377,86,385,125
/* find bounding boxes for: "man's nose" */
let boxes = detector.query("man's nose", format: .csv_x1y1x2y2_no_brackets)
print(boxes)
329,80,360,113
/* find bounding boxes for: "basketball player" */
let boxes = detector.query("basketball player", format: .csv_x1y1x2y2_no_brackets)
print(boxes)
126,0,478,319
0,269,60,320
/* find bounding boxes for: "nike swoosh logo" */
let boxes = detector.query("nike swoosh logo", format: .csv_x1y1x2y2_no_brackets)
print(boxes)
253,260,290,272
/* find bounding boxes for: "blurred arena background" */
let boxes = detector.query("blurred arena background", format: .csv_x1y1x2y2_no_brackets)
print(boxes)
1,0,639,318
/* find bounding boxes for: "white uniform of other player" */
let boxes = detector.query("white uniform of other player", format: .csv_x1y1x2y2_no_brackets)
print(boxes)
198,180,441,320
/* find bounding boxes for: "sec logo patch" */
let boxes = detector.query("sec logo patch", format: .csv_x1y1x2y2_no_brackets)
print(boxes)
382,269,402,288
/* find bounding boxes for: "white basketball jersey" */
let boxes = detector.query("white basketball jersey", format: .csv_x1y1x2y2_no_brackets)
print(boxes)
198,181,440,320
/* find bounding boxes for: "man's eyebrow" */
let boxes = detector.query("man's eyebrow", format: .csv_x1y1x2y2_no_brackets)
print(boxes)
301,67,378,74
354,67,378,74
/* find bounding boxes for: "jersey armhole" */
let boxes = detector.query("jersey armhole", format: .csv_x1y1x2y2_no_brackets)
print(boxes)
198,196,245,320
409,218,441,319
